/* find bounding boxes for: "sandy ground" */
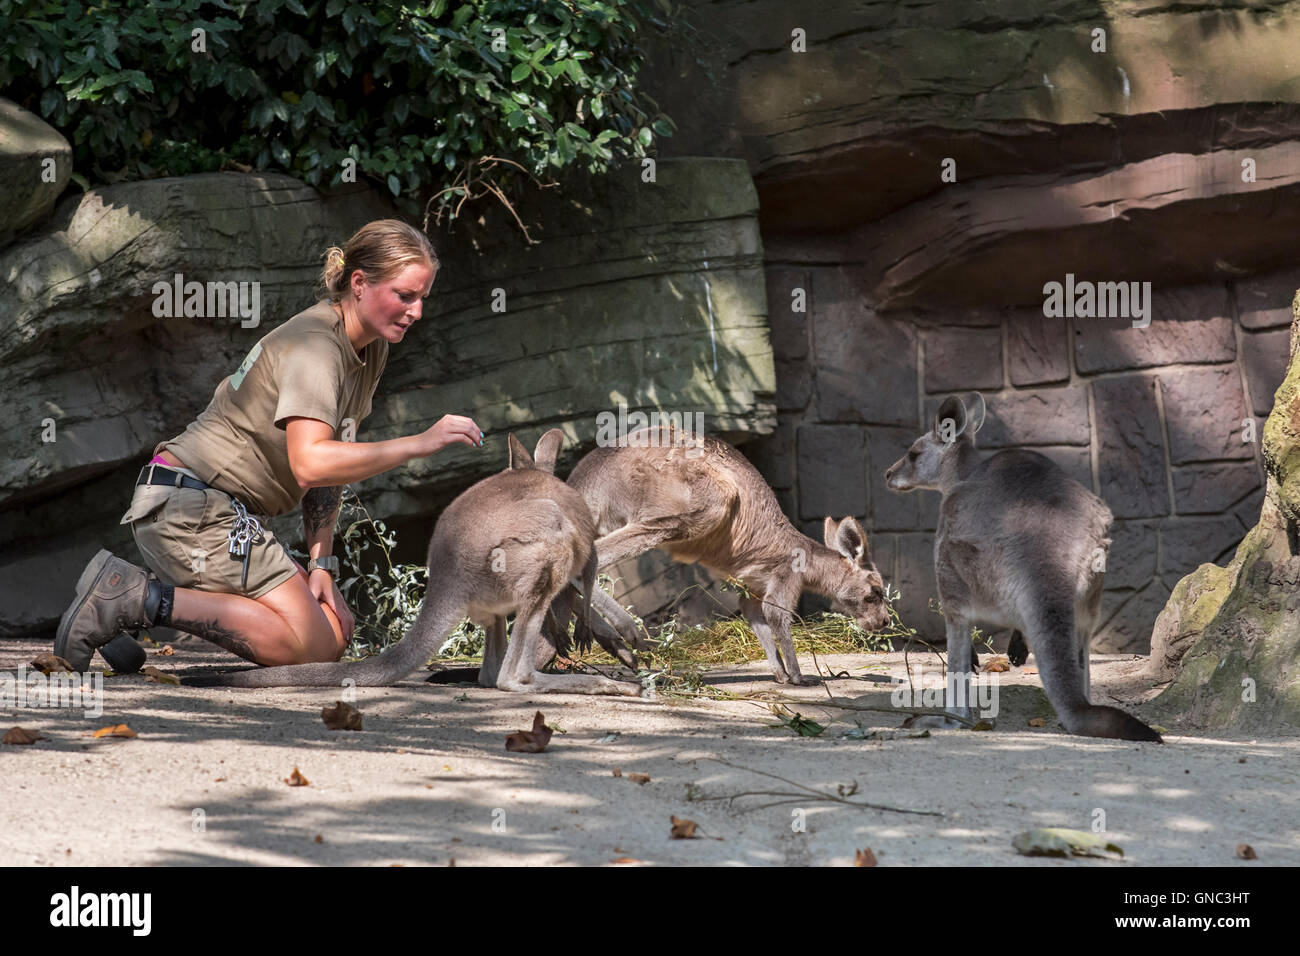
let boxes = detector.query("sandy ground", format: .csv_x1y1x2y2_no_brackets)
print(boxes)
1,636,1296,867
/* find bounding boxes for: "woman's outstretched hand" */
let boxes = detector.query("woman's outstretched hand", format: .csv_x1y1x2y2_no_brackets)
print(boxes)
422,414,484,454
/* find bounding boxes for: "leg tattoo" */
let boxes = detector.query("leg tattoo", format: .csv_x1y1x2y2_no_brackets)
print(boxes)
171,616,259,663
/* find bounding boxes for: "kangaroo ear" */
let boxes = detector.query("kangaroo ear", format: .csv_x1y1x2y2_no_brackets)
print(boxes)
832,516,870,566
822,517,837,548
507,433,534,470
533,428,563,475
966,392,986,435
934,395,968,441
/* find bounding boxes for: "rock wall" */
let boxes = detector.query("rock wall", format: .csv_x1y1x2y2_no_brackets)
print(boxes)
1146,294,1300,732
0,97,71,249
634,0,1300,648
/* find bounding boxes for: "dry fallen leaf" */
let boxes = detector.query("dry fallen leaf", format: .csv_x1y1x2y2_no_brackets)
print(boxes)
314,834,323,844
981,655,1010,673
611,857,642,865
1028,717,1047,727
29,653,73,674
628,772,651,785
1237,844,1258,860
612,767,622,777
142,666,180,685
158,645,175,656
285,767,310,787
505,711,552,753
1023,668,1038,675
855,848,878,867
93,724,137,739
321,701,363,731
3,726,44,745
670,816,699,839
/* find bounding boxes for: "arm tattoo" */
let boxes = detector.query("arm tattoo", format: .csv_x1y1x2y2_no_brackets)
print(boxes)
302,486,342,536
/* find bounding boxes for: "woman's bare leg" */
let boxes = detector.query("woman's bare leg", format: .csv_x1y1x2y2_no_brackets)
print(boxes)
167,565,346,666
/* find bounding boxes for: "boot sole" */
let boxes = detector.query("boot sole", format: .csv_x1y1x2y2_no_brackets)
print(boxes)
100,633,147,674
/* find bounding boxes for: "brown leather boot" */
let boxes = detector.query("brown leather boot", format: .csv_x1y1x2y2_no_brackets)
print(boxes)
54,550,158,671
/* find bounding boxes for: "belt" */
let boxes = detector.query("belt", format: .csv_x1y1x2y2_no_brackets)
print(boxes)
137,463,268,591
137,463,210,492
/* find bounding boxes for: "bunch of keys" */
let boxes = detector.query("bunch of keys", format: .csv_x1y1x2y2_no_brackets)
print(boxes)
226,497,265,592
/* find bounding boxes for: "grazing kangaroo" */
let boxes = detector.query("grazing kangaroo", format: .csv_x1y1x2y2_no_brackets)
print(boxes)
551,425,891,685
183,430,642,696
884,393,1161,742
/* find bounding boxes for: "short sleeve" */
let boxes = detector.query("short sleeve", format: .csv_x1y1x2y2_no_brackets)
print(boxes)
273,334,344,431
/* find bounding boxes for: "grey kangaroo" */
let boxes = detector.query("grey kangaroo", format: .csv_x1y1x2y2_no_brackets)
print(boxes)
884,393,1161,742
550,425,891,685
183,429,642,696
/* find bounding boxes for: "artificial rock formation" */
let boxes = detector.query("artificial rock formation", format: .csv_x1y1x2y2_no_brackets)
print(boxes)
0,97,72,251
1147,292,1300,732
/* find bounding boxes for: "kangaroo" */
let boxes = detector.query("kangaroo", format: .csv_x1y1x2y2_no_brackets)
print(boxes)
183,429,642,696
550,425,891,685
884,393,1161,742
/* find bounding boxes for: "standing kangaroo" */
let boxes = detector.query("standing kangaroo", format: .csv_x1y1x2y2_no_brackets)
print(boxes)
884,393,1161,742
183,429,642,696
553,425,891,685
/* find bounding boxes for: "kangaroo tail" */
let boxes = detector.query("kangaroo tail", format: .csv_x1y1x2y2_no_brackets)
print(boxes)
1025,596,1163,743
182,596,461,688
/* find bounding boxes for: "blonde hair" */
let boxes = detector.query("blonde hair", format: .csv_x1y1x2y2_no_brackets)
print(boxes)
318,219,439,302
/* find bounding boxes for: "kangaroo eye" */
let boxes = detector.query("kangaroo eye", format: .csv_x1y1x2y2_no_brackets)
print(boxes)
908,449,920,461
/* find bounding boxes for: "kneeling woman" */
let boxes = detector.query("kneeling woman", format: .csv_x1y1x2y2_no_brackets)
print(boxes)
55,220,483,672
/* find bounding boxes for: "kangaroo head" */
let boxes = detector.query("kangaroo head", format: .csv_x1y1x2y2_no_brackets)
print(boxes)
507,428,564,474
884,392,985,493
822,516,890,633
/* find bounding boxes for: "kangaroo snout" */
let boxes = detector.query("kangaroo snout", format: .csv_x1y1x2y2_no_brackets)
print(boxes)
884,459,910,491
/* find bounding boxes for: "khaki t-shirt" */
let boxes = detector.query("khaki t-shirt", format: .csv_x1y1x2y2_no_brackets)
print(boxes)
140,298,388,518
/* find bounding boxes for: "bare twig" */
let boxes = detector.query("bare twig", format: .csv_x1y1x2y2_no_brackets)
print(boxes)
726,691,984,730
702,757,941,817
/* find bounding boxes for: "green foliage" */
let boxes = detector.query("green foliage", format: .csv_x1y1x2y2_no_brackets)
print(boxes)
0,0,686,222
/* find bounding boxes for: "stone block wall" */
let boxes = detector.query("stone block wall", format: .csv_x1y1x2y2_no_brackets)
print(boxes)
745,256,1295,652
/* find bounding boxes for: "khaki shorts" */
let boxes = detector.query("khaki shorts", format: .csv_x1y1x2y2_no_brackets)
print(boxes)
122,480,301,600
